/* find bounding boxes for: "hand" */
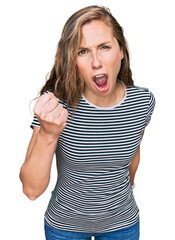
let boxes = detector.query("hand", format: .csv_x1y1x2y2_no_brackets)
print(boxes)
34,92,68,140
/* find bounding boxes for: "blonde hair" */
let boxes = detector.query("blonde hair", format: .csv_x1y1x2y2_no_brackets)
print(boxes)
40,5,133,108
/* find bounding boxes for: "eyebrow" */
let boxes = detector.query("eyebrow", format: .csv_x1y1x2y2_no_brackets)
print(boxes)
79,41,111,50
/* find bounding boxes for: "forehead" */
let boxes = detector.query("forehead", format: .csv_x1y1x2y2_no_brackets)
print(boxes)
80,20,114,46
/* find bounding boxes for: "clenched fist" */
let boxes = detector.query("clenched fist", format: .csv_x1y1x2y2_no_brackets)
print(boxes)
34,92,68,140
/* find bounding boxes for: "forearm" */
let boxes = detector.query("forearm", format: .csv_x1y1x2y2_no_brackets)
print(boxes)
129,165,139,187
129,146,140,186
129,130,144,186
20,130,58,200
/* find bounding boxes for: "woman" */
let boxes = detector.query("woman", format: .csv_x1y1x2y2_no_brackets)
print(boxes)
20,5,155,240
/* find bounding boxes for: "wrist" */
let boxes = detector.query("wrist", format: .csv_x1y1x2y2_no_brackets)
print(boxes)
38,128,59,144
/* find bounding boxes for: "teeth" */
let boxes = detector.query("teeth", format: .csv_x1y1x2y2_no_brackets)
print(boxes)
95,74,104,79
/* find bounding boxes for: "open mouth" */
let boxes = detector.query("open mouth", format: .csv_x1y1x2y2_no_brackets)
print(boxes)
93,74,109,92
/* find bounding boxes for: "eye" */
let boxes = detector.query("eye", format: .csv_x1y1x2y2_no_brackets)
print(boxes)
78,49,88,55
101,45,110,50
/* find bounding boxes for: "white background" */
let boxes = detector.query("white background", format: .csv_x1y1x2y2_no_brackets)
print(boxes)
0,0,174,239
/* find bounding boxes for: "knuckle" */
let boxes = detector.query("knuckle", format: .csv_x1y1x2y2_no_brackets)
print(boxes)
48,116,54,123
61,109,68,119
56,121,62,128
33,107,40,117
63,108,68,116
58,104,63,110
52,98,59,106
40,111,47,120
39,94,47,102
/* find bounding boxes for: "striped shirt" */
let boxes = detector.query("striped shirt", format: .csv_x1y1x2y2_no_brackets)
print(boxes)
31,84,155,233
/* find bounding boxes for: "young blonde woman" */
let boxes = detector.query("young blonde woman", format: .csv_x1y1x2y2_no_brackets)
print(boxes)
20,5,155,240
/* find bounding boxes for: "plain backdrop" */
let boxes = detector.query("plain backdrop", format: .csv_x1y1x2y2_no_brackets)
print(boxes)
0,0,174,239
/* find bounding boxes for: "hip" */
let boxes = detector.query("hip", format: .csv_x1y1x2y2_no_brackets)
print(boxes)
44,219,140,240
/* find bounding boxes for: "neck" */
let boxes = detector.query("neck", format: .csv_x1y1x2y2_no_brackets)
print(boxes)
84,81,125,107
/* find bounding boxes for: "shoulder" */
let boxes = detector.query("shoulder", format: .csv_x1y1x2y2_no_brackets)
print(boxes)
127,84,155,101
127,84,150,93
125,84,156,114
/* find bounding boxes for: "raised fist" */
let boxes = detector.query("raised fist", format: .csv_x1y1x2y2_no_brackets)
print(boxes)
34,92,68,139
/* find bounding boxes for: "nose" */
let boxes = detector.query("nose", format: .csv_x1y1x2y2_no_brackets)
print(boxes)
91,52,102,69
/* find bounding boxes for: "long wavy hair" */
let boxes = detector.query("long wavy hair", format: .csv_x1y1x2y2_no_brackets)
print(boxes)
40,5,134,108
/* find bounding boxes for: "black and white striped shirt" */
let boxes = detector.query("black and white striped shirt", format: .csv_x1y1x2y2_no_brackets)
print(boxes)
31,84,155,233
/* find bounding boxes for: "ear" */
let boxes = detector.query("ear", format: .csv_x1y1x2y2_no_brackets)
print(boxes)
120,48,124,60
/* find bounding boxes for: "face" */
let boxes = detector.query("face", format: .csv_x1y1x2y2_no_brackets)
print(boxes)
76,20,124,103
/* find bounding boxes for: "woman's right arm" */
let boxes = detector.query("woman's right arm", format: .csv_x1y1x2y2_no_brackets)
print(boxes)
19,92,68,200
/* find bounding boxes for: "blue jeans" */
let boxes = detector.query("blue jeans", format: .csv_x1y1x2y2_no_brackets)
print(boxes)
44,219,139,240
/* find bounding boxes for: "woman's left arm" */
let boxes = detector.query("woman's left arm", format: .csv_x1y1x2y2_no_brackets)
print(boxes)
129,129,145,187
